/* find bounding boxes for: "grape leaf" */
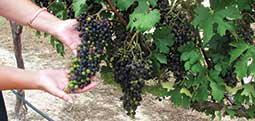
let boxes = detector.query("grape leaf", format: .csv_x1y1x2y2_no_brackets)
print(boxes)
234,55,249,79
229,42,250,64
214,6,241,36
191,63,203,73
194,83,208,102
153,26,175,54
134,0,149,13
241,84,255,97
210,81,225,102
72,0,87,17
154,53,167,64
115,0,134,10
148,0,158,7
193,5,241,44
128,9,160,32
180,88,192,97
192,6,214,44
170,89,191,108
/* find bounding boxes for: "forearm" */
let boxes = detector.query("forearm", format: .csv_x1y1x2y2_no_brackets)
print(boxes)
0,66,40,90
0,0,62,36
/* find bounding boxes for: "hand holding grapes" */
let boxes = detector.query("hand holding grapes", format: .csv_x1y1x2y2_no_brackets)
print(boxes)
53,19,81,55
0,0,98,102
37,70,97,102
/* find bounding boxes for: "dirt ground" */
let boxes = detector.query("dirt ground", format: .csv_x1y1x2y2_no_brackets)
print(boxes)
0,16,252,121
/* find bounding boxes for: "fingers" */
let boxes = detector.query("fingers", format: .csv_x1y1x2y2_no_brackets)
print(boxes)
51,88,73,103
74,82,97,93
72,49,78,56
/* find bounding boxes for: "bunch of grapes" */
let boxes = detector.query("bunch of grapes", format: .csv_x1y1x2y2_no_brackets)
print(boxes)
157,6,200,82
65,0,75,19
112,50,153,118
66,12,112,92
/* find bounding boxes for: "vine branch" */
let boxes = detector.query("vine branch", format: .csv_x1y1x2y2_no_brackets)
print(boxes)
106,0,128,26
191,101,249,118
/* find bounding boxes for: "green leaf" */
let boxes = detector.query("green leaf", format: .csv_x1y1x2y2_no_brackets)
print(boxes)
193,5,241,44
234,53,249,79
153,26,175,54
155,53,167,64
134,0,149,13
180,88,192,97
225,85,242,95
191,63,203,73
116,0,134,10
226,109,236,118
214,6,241,36
192,6,214,44
161,82,174,91
241,84,255,97
194,83,208,102
128,9,160,32
229,42,250,64
210,81,225,102
148,0,158,7
49,2,66,19
73,0,87,17
170,89,191,108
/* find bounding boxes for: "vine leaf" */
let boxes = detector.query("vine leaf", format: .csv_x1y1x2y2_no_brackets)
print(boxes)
153,52,167,64
210,81,225,102
115,0,134,11
180,88,192,97
234,47,255,79
72,0,87,17
134,0,149,13
192,6,214,44
153,26,175,54
170,89,190,108
192,5,241,44
128,9,160,32
209,70,225,102
193,83,208,102
234,55,249,79
229,42,250,64
241,84,255,97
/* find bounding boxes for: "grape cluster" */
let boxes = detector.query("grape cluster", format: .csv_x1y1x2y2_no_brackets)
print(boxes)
65,0,75,19
112,50,153,118
222,70,238,87
158,7,200,81
111,21,128,50
66,12,112,92
236,21,254,44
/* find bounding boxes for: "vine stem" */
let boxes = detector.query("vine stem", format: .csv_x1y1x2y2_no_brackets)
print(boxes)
106,0,128,26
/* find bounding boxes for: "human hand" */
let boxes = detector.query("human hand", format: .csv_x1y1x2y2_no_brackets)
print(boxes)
37,70,97,103
53,19,81,55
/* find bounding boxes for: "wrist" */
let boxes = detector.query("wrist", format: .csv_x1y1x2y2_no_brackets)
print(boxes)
34,70,46,90
29,9,63,36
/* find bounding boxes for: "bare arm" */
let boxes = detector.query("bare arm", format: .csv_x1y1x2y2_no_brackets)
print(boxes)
0,0,62,36
0,66,39,90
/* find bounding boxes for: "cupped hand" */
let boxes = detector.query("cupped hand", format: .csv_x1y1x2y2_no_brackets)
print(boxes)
53,19,81,55
37,70,97,102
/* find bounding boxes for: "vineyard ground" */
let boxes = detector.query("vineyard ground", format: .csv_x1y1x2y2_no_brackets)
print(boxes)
0,17,251,121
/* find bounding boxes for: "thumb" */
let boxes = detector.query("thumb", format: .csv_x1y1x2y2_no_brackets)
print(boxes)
51,88,73,103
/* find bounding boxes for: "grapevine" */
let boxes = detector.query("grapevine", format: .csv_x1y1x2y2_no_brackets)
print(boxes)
34,0,255,119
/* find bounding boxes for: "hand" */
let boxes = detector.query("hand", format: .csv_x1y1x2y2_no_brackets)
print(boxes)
53,19,81,55
37,70,97,103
